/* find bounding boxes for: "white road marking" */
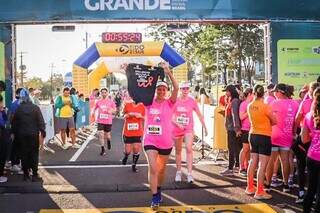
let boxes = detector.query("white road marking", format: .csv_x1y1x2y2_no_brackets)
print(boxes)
39,161,225,169
69,135,95,162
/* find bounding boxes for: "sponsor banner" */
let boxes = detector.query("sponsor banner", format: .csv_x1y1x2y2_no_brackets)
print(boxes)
193,103,215,148
39,105,55,144
277,39,320,94
40,203,276,213
1,0,320,22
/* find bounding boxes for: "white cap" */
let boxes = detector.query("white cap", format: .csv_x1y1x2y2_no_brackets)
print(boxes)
179,82,190,89
156,81,168,88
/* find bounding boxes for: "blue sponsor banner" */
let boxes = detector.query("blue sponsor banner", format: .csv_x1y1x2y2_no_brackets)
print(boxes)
0,0,320,22
76,100,90,129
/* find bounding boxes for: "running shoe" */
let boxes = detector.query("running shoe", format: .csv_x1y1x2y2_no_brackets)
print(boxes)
295,190,305,204
175,171,182,182
239,169,247,177
288,177,294,188
71,143,81,149
264,184,271,193
245,187,255,195
61,143,69,150
0,176,8,183
100,147,106,156
107,141,111,150
187,174,194,183
283,184,290,193
11,165,21,173
150,194,160,210
254,191,272,200
270,178,283,187
220,168,234,176
132,165,138,173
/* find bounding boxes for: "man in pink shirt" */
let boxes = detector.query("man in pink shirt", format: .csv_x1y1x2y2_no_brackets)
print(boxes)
92,88,116,156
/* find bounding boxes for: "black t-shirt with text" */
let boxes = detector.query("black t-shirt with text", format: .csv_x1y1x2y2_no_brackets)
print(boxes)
126,63,165,106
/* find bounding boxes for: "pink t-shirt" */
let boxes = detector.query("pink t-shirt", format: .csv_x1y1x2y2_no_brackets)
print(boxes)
239,100,250,131
144,99,175,149
304,112,320,161
172,96,200,136
264,95,275,105
271,99,299,148
297,98,313,122
94,98,116,125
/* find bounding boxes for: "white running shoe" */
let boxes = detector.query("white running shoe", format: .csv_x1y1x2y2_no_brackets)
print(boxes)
71,143,81,149
11,165,21,172
61,143,69,150
0,176,8,183
187,174,194,183
175,171,182,182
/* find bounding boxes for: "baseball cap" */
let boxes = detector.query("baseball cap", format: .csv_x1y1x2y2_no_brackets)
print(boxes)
267,83,275,90
156,81,168,88
179,82,190,89
271,83,287,94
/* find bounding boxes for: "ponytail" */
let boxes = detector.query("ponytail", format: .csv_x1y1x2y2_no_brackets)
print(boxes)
254,84,264,98
313,87,320,129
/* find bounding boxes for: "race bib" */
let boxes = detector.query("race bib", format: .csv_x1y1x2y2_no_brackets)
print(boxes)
127,123,139,131
147,125,162,135
99,113,109,119
176,116,190,126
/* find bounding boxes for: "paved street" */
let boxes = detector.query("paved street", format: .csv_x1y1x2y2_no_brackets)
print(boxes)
0,118,303,213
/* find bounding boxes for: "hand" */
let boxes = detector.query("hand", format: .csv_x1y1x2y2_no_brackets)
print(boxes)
204,128,208,137
236,130,242,137
159,61,171,74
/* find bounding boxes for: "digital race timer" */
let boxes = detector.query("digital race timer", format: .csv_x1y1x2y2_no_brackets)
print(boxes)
102,32,142,43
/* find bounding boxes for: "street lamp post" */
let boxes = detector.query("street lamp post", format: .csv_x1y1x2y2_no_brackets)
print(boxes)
50,63,55,100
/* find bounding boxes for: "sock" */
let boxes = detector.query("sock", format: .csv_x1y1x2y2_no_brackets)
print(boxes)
157,186,161,194
122,152,129,165
100,146,105,155
132,153,140,165
107,140,111,150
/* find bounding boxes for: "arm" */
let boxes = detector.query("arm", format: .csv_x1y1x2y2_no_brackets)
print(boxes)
267,106,277,126
301,127,311,144
231,99,241,134
35,106,46,138
239,103,248,121
194,104,208,136
160,62,178,103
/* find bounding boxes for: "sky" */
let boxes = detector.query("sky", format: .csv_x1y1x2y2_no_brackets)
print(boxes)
16,23,152,81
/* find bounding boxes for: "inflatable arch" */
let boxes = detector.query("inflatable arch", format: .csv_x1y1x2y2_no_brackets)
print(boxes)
72,41,186,96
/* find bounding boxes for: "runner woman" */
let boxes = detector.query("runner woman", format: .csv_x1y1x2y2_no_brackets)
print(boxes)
302,87,320,212
246,84,277,200
143,62,178,209
92,88,116,156
265,84,299,193
173,81,208,183
293,81,319,203
239,87,253,176
121,96,145,172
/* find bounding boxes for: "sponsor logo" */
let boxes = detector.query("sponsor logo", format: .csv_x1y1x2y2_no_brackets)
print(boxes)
116,44,145,55
84,0,187,11
281,47,299,52
312,46,320,54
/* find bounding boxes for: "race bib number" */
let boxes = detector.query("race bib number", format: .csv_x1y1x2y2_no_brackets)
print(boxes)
147,125,162,135
127,123,139,131
99,113,109,119
176,116,190,126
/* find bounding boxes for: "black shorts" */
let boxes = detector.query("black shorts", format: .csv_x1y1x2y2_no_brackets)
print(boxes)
249,134,271,156
123,136,142,144
240,130,249,144
144,145,172,156
97,123,112,132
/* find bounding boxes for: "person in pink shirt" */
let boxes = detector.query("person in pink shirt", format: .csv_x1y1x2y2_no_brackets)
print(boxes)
301,87,320,212
173,82,208,183
265,84,299,193
143,62,178,210
92,88,116,156
239,88,253,176
293,81,319,203
264,83,276,105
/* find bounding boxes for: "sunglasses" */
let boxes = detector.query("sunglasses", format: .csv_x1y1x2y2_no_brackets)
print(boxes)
180,87,189,90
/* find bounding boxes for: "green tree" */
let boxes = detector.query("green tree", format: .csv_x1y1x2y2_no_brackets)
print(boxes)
25,77,44,89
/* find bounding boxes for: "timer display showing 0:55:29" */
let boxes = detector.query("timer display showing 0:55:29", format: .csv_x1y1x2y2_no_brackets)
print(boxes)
102,32,142,43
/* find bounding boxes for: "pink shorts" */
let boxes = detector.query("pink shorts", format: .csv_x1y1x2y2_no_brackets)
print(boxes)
173,129,194,138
